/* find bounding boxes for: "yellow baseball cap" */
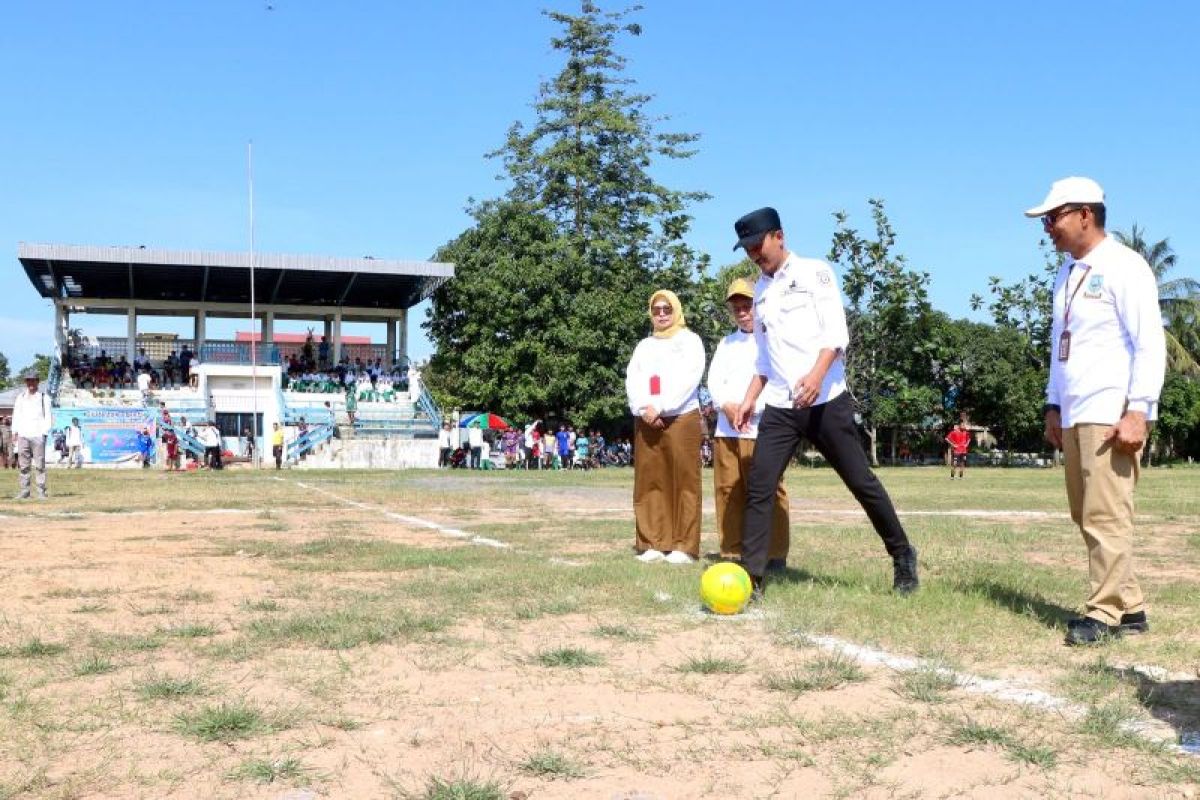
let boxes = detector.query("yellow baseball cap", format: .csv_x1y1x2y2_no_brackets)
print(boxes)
725,277,755,301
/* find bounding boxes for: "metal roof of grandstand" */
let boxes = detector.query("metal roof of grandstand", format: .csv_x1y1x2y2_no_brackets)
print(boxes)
17,243,454,310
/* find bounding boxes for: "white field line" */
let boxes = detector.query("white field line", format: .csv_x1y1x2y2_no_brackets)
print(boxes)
568,507,1074,519
808,633,1196,756
288,479,511,550
276,478,1195,756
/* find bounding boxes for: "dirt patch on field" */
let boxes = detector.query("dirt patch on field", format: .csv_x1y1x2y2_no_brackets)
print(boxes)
1,498,1197,800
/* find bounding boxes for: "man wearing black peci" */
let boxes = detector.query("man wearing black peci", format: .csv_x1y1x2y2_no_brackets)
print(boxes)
732,207,919,599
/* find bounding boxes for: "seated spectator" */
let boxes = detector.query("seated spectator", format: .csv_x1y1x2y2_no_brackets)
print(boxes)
163,351,178,387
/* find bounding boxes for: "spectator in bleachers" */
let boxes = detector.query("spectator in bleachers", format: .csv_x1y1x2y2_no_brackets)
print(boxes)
163,350,178,387
318,336,330,368
137,367,153,399
134,347,151,375
179,345,193,383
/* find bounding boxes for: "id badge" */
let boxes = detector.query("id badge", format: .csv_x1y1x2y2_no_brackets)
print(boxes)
649,375,661,396
1057,331,1071,362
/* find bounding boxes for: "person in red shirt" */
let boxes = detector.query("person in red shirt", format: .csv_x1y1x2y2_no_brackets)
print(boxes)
945,422,971,479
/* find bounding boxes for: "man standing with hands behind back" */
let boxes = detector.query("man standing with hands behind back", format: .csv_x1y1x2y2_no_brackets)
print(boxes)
1027,177,1165,646
732,207,919,599
12,371,53,499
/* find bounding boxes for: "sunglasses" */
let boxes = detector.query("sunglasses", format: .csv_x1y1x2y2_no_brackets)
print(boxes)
1041,206,1083,228
651,305,673,315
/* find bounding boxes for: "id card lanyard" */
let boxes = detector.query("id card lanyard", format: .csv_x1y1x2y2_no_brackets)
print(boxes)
1058,263,1091,362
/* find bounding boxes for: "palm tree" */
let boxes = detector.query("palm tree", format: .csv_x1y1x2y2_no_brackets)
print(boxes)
1113,224,1200,375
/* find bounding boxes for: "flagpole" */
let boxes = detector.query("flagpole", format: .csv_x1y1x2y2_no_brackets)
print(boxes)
249,141,260,468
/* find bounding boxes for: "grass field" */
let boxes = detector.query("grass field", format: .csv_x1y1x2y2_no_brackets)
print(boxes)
0,464,1198,799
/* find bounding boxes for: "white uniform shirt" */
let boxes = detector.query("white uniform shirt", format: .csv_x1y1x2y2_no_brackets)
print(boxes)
437,428,452,449
467,426,484,448
137,372,152,393
12,389,52,439
707,329,765,439
66,424,84,448
753,252,849,408
625,329,705,417
1046,236,1166,427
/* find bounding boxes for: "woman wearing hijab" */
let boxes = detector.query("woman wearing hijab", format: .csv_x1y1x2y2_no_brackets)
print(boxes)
625,289,706,564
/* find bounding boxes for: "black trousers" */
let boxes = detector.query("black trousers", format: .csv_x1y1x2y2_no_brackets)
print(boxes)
741,393,910,578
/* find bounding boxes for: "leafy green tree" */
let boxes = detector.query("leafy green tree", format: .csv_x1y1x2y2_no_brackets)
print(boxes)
1155,371,1200,460
930,315,1046,450
1112,224,1199,375
0,351,10,389
828,199,938,465
425,2,709,425
19,354,51,383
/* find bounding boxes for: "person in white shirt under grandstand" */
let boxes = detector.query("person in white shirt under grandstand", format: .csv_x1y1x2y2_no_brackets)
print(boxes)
12,371,53,499
65,418,85,468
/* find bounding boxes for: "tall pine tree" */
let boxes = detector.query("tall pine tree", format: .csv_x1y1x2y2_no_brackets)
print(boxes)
425,2,708,426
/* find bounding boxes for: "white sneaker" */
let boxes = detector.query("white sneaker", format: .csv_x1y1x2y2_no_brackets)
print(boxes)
664,551,696,565
636,549,666,563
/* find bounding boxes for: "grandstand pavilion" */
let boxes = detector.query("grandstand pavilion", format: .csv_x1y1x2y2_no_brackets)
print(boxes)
17,243,454,468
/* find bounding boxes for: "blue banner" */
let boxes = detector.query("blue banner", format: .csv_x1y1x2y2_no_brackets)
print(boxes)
52,407,158,464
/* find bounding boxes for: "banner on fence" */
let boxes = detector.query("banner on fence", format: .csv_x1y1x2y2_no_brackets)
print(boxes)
52,407,157,464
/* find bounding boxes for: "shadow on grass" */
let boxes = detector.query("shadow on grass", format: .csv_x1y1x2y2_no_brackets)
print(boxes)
767,566,860,590
962,580,1075,629
1111,666,1200,745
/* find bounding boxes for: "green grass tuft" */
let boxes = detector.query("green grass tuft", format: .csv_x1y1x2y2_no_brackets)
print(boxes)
174,701,271,741
518,748,586,779
0,638,67,659
590,623,649,641
894,662,959,703
675,655,745,675
534,646,604,668
763,653,865,694
74,653,116,677
404,776,507,800
162,623,218,639
227,756,308,784
135,673,207,700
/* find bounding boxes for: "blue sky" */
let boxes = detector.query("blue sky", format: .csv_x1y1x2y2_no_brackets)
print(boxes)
2,1,1197,373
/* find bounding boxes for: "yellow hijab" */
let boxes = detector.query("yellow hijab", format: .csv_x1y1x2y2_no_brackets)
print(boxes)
649,289,686,339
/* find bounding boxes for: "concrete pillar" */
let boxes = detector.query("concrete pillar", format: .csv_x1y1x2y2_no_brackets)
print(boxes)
195,309,207,354
385,317,397,367
54,303,68,362
127,308,137,363
263,311,275,343
398,308,408,365
332,312,342,365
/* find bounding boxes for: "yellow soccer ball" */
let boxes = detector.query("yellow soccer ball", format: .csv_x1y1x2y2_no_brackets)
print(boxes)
700,562,753,615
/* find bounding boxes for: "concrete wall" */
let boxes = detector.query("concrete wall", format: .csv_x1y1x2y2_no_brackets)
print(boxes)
298,437,439,469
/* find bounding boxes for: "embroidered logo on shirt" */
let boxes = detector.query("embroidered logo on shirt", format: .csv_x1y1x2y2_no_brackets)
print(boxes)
1084,274,1104,299
817,271,832,286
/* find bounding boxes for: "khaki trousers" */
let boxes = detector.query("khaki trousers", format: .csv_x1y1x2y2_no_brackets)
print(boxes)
634,410,702,556
1063,423,1144,625
17,436,47,498
713,436,789,559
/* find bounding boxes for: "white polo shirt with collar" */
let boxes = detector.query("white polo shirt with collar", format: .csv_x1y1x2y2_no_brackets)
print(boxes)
1046,235,1166,428
753,252,849,409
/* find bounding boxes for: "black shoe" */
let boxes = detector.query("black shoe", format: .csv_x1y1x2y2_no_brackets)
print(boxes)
765,558,787,574
1118,611,1150,635
892,546,919,595
1065,617,1122,646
